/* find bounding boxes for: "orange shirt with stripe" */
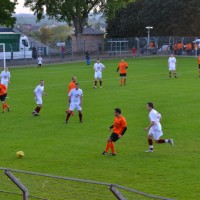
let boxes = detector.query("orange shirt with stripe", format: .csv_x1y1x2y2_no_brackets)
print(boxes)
0,84,7,96
68,81,75,94
113,115,127,135
118,61,128,73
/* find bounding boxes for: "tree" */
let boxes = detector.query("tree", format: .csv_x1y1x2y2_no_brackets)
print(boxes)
107,0,200,37
0,0,17,27
106,0,144,37
24,0,133,51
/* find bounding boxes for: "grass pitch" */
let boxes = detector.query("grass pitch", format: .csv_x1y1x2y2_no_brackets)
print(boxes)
0,56,199,199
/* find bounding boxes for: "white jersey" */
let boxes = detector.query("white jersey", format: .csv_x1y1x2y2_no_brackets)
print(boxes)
0,70,11,86
94,62,105,79
94,63,105,72
149,109,162,131
168,57,176,69
38,57,43,64
34,85,44,98
68,88,83,104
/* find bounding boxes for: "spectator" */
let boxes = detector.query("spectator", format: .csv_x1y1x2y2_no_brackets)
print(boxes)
85,50,90,65
132,46,137,57
61,45,65,58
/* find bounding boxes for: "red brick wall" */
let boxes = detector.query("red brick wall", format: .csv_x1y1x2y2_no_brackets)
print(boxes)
71,34,104,53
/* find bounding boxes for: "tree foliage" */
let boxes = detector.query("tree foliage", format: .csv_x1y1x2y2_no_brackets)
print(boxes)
107,0,200,37
0,0,17,27
24,0,133,46
33,25,71,47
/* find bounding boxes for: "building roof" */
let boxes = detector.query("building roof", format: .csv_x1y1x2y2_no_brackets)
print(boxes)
82,27,104,35
0,27,14,32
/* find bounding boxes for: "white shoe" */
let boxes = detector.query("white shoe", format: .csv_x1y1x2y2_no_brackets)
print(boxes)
100,86,102,88
145,149,154,153
93,86,96,89
169,139,174,145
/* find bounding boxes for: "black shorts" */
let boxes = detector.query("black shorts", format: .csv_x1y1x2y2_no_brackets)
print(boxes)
110,132,119,142
120,73,126,77
0,93,7,101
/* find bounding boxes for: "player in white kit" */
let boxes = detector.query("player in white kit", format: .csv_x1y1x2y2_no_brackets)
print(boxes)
66,82,83,123
144,102,174,152
93,59,105,88
168,54,177,78
32,80,48,116
0,67,11,89
37,56,43,67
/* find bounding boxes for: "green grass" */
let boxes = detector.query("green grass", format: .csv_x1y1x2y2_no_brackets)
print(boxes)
0,56,200,199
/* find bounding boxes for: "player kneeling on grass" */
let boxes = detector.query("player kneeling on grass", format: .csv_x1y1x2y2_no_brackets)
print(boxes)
66,82,83,123
32,80,48,116
144,102,174,153
0,84,10,113
102,108,127,156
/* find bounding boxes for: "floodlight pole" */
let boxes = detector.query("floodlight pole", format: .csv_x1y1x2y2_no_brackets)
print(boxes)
146,26,153,54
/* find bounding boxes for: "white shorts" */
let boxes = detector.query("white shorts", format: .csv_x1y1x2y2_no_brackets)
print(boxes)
148,127,163,140
169,66,176,71
69,103,82,111
94,72,102,79
1,80,8,88
35,96,42,105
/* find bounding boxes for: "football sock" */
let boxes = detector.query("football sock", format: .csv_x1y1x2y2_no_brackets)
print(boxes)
198,69,200,76
94,81,97,86
79,112,82,121
3,103,7,108
124,79,126,85
110,142,115,154
120,80,122,85
149,145,153,150
157,139,165,143
105,142,111,152
35,106,41,113
100,81,102,86
169,72,171,77
66,112,71,121
174,72,177,77
148,139,153,145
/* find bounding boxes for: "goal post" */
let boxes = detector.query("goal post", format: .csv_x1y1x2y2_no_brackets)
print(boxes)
0,43,6,69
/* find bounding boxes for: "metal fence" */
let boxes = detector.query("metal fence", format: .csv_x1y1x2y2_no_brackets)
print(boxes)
30,36,198,59
0,168,174,200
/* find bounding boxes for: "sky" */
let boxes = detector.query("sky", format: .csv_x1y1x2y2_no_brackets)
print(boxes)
15,0,33,14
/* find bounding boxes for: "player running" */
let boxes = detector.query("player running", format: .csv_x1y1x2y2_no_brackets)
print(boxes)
144,102,174,152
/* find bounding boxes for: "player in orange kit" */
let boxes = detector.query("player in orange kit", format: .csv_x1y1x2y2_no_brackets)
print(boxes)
0,84,10,113
116,59,128,86
102,108,127,156
198,55,200,77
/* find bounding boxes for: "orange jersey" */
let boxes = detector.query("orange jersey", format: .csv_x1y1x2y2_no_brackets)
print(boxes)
118,61,128,73
113,115,127,135
0,84,7,96
198,57,200,64
68,81,75,94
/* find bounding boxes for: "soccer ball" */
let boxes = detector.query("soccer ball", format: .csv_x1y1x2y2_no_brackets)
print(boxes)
16,151,24,158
